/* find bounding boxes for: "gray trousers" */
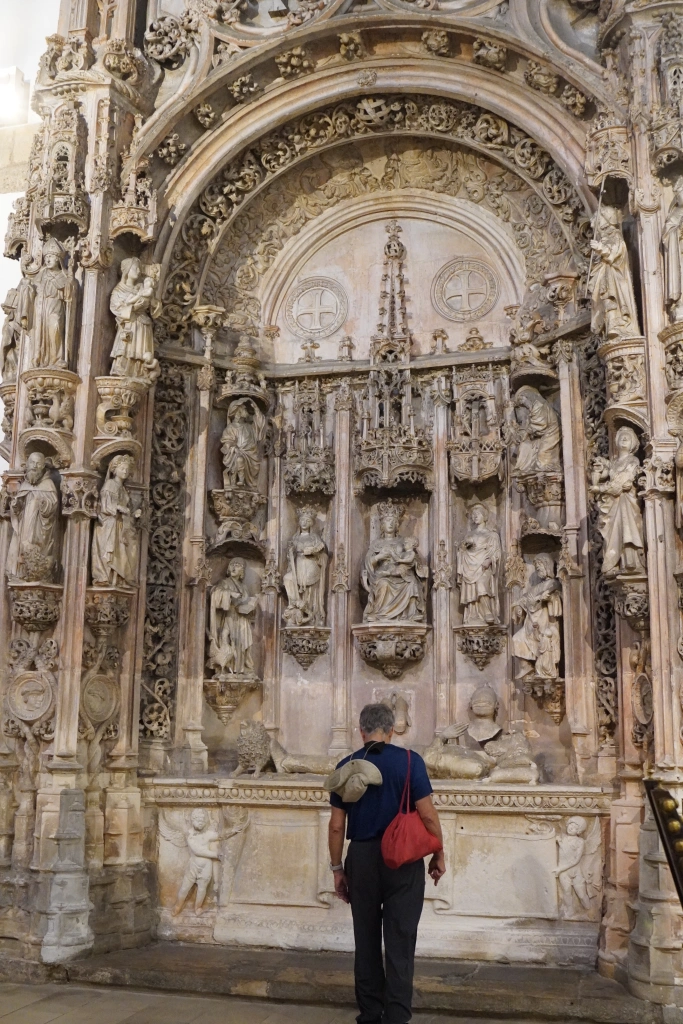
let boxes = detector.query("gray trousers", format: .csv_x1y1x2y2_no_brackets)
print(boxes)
346,838,426,1024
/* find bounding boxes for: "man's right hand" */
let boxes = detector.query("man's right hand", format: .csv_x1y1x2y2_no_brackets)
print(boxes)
428,851,446,886
333,869,350,904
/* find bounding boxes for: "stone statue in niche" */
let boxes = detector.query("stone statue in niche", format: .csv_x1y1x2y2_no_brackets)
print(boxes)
110,257,161,382
7,452,59,581
512,554,563,680
590,425,646,577
511,386,562,476
663,176,683,324
361,501,427,624
1,283,28,382
554,816,602,919
588,206,640,341
456,503,501,626
207,558,260,680
221,398,266,491
283,506,328,627
91,454,141,588
25,238,75,369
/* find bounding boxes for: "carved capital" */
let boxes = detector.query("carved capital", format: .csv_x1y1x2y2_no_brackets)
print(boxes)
84,590,131,637
522,676,565,725
281,626,330,669
8,582,62,635
454,624,507,670
611,576,650,635
352,623,430,679
60,472,99,519
196,364,216,392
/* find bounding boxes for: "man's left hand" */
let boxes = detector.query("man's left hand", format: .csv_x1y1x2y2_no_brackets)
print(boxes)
333,869,350,903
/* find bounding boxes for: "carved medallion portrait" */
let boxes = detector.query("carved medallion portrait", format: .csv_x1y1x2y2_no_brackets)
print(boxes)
285,278,348,339
432,259,499,322
7,671,54,722
82,675,119,724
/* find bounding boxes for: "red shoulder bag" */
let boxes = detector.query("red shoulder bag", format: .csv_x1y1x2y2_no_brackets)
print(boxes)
381,750,442,870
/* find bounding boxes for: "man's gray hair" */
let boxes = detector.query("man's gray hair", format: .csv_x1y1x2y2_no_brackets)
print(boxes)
359,703,395,735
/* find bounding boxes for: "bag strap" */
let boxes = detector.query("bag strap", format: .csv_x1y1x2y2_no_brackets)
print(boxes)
400,749,411,816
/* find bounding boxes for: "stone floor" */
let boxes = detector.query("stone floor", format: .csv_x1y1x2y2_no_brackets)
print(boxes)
0,983,543,1024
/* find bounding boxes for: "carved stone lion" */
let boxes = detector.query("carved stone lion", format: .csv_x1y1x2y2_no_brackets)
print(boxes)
231,720,272,778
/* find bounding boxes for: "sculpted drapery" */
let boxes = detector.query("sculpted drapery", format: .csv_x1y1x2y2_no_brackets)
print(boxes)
91,454,140,588
512,386,562,476
512,554,563,680
208,558,260,679
588,206,639,342
456,503,501,626
7,452,60,581
283,508,328,627
362,504,426,624
590,426,645,577
110,257,161,380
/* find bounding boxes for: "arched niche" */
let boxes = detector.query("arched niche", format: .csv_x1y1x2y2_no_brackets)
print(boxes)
185,130,588,352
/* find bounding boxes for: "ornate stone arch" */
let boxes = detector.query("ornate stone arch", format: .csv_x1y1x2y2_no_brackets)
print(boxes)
155,92,593,347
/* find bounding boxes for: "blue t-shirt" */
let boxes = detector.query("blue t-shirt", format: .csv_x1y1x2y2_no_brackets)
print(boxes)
329,744,433,841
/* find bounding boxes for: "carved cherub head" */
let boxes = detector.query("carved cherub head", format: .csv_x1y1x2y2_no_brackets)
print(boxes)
190,808,210,832
566,815,587,837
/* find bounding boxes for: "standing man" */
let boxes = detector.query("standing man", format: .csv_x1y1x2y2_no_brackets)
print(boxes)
328,703,445,1024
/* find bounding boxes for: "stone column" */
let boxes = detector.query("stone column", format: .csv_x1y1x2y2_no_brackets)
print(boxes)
556,342,599,779
330,380,354,756
175,307,224,774
430,375,453,732
261,403,284,738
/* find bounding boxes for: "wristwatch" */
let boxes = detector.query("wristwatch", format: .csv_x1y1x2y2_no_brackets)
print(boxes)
330,862,344,871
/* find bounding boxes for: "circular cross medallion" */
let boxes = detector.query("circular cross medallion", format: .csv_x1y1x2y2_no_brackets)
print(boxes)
7,671,53,722
285,278,348,339
82,674,119,724
432,259,499,322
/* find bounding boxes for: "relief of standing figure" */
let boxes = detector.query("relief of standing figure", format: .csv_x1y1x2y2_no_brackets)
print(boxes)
283,506,328,627
512,554,563,680
456,502,501,626
91,454,140,588
25,237,75,369
662,175,683,324
590,425,646,577
110,257,161,382
588,205,640,342
207,558,260,680
221,398,266,491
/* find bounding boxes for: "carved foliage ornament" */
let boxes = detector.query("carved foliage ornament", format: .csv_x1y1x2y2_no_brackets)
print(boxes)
140,362,189,741
160,96,588,346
